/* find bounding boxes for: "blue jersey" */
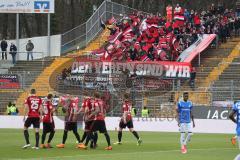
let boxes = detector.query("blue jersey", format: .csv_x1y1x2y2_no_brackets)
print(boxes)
232,101,240,135
178,100,192,123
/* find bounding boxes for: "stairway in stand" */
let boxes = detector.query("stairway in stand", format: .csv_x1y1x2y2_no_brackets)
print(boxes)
0,58,54,114
175,37,240,105
16,30,109,113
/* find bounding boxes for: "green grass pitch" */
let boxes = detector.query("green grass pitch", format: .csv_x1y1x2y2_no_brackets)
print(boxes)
0,129,239,160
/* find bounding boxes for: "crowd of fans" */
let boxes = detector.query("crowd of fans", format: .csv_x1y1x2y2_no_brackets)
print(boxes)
92,3,240,62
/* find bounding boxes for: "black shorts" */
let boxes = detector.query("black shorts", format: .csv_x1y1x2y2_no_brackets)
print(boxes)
91,120,107,133
43,122,55,133
119,120,133,129
64,122,77,131
84,121,94,131
24,117,40,128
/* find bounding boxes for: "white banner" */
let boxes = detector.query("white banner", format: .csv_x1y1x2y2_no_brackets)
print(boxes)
0,116,236,134
0,0,54,13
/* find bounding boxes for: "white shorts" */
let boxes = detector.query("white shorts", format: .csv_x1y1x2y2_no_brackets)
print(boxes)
179,123,192,133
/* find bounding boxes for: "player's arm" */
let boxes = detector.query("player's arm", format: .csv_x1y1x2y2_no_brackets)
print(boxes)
76,102,85,114
175,103,180,126
39,103,43,122
51,105,56,114
88,104,100,119
190,110,195,128
190,103,195,127
229,110,237,124
83,106,90,121
23,101,29,122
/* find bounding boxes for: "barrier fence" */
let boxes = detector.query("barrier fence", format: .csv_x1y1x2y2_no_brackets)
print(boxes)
61,1,148,54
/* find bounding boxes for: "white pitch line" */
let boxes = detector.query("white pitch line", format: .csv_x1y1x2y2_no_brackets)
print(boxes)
5,147,238,160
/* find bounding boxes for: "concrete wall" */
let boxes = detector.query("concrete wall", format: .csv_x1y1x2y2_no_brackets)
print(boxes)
3,34,61,61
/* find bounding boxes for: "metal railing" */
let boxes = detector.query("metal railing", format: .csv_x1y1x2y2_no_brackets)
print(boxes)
61,0,148,54
1,51,45,64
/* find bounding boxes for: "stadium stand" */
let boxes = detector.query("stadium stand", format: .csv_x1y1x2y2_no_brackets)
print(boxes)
0,58,54,114
0,60,13,74
1,1,240,117
14,29,110,114
210,42,240,101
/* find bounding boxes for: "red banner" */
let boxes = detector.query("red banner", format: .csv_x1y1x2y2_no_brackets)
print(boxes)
177,34,216,62
0,74,20,89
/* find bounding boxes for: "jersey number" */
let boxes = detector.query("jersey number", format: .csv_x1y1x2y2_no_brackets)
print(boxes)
31,100,39,110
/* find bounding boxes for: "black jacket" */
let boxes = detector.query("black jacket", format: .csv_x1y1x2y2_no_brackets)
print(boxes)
1,40,8,51
10,44,17,54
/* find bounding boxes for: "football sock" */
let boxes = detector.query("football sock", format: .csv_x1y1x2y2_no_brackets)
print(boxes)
132,131,140,140
24,130,30,144
81,131,87,143
62,130,68,144
93,132,98,145
118,131,122,142
180,132,185,146
73,130,81,143
238,136,240,149
35,132,40,147
41,131,47,144
85,132,93,146
48,131,55,143
184,132,192,145
104,132,111,146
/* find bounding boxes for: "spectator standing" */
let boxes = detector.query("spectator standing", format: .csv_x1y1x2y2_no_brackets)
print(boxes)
166,4,173,22
141,106,149,119
10,103,19,115
184,9,190,23
174,4,182,16
1,38,8,60
236,1,240,18
6,102,12,115
10,43,17,64
209,3,216,15
26,40,34,61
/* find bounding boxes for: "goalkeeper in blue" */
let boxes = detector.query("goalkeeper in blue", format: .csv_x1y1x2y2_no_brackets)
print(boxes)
229,101,240,149
176,92,195,154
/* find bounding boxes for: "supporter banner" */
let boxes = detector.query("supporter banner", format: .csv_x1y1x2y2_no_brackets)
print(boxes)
0,0,54,13
193,106,232,120
177,34,216,62
64,59,190,90
71,60,191,79
0,74,20,89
